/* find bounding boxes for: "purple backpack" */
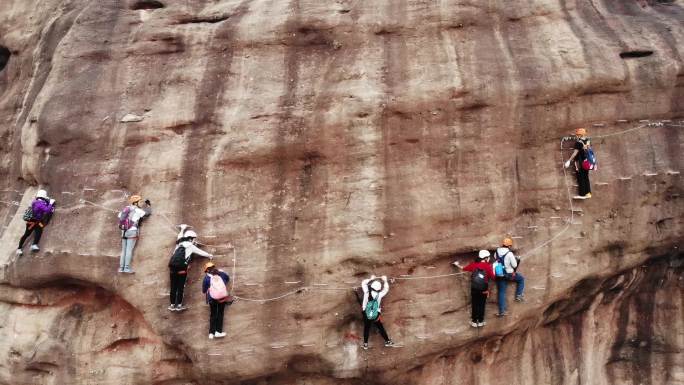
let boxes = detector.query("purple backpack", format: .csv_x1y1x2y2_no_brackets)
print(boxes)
118,206,133,230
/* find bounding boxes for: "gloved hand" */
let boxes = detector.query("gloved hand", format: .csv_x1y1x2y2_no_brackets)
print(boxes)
452,261,461,269
564,160,571,169
179,223,189,230
209,254,214,259
49,199,56,205
144,199,151,206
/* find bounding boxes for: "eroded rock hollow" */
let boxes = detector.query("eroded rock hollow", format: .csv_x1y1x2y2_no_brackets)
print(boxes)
0,0,682,384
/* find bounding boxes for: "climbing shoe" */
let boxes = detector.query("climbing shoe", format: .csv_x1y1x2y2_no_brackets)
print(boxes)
384,340,394,347
496,312,507,317
208,333,214,340
515,295,525,302
477,322,486,327
362,343,369,350
572,195,587,200
214,332,226,338
176,305,187,311
585,193,592,198
30,244,40,252
15,249,22,256
470,321,478,328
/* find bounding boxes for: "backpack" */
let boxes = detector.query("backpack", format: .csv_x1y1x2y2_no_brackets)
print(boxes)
581,141,597,171
118,206,133,230
365,293,380,320
493,250,510,278
168,246,188,271
22,206,34,222
208,273,229,300
471,268,489,291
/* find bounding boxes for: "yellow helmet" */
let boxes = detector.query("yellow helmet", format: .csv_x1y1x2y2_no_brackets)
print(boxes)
503,238,513,247
128,195,142,204
575,127,587,137
204,262,215,272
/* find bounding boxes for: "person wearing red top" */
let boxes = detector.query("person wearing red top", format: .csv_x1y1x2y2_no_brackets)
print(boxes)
454,250,495,327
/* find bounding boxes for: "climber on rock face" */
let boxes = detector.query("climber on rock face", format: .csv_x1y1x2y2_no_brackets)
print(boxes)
564,127,592,199
167,224,214,311
360,275,394,349
16,189,55,255
454,250,495,327
202,262,231,339
117,195,151,273
493,238,525,317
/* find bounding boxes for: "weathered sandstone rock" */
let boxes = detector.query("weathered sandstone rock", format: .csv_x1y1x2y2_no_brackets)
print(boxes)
0,0,682,384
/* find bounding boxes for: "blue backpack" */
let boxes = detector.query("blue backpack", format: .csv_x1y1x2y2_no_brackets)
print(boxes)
581,140,597,170
494,250,510,277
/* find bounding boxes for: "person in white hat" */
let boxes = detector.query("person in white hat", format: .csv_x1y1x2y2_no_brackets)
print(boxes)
17,189,55,255
360,275,394,349
453,250,495,327
167,224,214,311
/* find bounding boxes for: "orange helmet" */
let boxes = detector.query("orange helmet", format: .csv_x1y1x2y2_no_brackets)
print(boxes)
575,128,587,137
204,262,216,272
503,238,513,247
128,195,142,204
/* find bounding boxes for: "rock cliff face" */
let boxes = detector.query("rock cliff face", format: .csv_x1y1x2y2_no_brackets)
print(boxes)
0,0,682,384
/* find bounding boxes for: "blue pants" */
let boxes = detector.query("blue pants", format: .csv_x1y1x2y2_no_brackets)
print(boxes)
496,273,525,313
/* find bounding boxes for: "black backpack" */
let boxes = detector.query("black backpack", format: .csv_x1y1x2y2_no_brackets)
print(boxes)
471,268,489,291
168,246,188,270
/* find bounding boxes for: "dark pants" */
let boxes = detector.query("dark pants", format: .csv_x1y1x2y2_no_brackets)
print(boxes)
471,288,487,323
18,222,43,249
169,270,187,306
209,300,226,334
576,167,591,196
363,314,390,343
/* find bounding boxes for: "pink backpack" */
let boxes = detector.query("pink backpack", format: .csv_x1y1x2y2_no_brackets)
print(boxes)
208,274,228,300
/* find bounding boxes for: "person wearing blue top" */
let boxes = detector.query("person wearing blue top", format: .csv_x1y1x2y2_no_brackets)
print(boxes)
202,262,230,339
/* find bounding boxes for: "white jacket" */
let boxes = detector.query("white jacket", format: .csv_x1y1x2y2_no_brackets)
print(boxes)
175,228,212,262
361,276,389,312
118,204,150,232
496,247,519,274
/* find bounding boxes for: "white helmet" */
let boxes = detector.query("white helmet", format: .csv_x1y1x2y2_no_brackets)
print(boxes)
370,280,382,291
478,250,491,259
185,230,197,239
35,189,48,199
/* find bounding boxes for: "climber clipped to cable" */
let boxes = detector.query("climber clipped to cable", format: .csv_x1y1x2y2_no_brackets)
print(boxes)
493,237,525,317
168,224,214,312
358,275,394,349
117,195,152,273
202,262,232,340
564,127,595,199
453,250,495,328
16,189,56,256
